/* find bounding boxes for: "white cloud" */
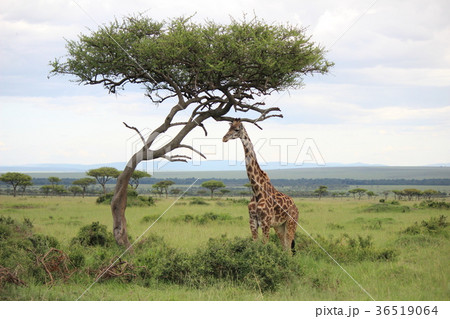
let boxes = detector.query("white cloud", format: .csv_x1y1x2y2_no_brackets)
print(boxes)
1,0,449,166
352,67,450,87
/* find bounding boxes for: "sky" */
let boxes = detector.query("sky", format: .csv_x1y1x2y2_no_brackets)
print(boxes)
0,0,449,169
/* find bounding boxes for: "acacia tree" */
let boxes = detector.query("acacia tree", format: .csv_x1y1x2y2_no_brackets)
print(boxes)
129,170,151,190
87,167,120,195
0,172,32,197
202,180,226,198
50,15,332,246
314,185,328,200
73,177,97,197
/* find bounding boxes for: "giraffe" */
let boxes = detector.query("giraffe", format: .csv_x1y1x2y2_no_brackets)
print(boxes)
222,119,299,252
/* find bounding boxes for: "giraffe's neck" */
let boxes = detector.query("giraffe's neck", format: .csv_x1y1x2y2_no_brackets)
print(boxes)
240,129,270,196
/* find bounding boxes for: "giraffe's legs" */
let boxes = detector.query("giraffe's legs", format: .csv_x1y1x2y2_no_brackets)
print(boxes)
274,223,287,249
286,206,299,253
248,197,258,240
258,206,271,244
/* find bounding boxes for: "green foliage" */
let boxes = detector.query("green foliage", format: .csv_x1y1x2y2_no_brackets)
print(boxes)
172,212,242,224
201,180,226,198
419,200,450,209
365,202,410,213
0,216,61,285
192,236,298,291
71,222,115,247
96,193,114,204
314,185,328,199
0,172,32,197
129,170,151,189
295,233,397,263
50,15,332,97
348,188,367,200
326,223,344,230
86,167,120,194
72,177,96,196
140,214,161,224
134,235,300,291
402,215,448,236
96,191,155,207
189,198,209,205
230,198,250,205
28,234,60,254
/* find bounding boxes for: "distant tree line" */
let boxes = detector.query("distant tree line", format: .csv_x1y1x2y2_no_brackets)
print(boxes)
23,177,450,188
1,170,449,200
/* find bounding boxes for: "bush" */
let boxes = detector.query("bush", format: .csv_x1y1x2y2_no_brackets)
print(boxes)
192,236,298,291
402,215,448,236
96,190,155,207
134,235,299,291
140,214,161,223
172,212,241,224
230,198,250,205
96,193,113,204
28,234,60,254
365,203,410,213
419,200,450,209
71,222,115,247
295,233,397,263
135,235,191,285
189,198,209,205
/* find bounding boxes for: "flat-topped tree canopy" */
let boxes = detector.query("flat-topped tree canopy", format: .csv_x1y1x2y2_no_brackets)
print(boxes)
51,15,332,114
50,14,333,247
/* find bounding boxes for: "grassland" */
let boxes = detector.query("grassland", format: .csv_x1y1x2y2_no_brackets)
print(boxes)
0,195,448,301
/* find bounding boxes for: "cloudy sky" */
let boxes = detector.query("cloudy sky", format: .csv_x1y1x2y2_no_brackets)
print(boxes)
1,0,449,169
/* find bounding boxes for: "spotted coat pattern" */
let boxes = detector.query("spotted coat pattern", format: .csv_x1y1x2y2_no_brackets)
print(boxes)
223,119,299,251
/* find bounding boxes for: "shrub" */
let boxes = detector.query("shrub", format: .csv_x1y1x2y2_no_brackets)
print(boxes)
326,223,344,230
140,214,161,223
96,193,113,204
192,236,297,291
135,235,191,285
365,203,410,213
231,198,250,205
172,212,241,224
134,235,299,291
402,215,448,236
295,233,397,263
190,198,209,205
97,190,155,207
71,222,115,247
419,200,450,209
28,234,60,254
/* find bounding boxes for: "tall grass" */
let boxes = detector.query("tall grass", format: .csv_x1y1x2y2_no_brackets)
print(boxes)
0,195,448,300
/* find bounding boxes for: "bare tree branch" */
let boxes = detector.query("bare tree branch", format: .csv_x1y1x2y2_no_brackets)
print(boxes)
177,144,207,159
160,154,190,162
123,122,146,146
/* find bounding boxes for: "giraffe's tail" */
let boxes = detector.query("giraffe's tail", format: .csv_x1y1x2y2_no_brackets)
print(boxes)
291,239,296,255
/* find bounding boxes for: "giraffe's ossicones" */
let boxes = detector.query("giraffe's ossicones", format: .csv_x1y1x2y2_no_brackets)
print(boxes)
223,119,299,253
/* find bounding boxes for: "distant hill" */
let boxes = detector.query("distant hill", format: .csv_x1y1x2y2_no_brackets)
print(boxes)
1,161,449,180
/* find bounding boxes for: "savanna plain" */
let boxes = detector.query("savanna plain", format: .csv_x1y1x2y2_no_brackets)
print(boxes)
0,195,448,301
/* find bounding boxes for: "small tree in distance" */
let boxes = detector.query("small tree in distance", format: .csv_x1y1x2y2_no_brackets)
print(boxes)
129,170,151,190
87,167,120,195
73,177,97,198
0,172,32,197
152,180,175,198
69,186,83,196
202,180,226,199
349,188,367,200
314,185,328,200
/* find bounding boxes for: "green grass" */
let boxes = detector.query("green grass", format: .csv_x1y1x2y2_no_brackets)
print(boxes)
0,195,448,300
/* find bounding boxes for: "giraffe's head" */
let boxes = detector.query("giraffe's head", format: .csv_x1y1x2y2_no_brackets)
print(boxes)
222,119,245,142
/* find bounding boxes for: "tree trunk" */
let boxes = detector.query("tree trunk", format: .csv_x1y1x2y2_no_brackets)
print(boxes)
111,165,134,248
